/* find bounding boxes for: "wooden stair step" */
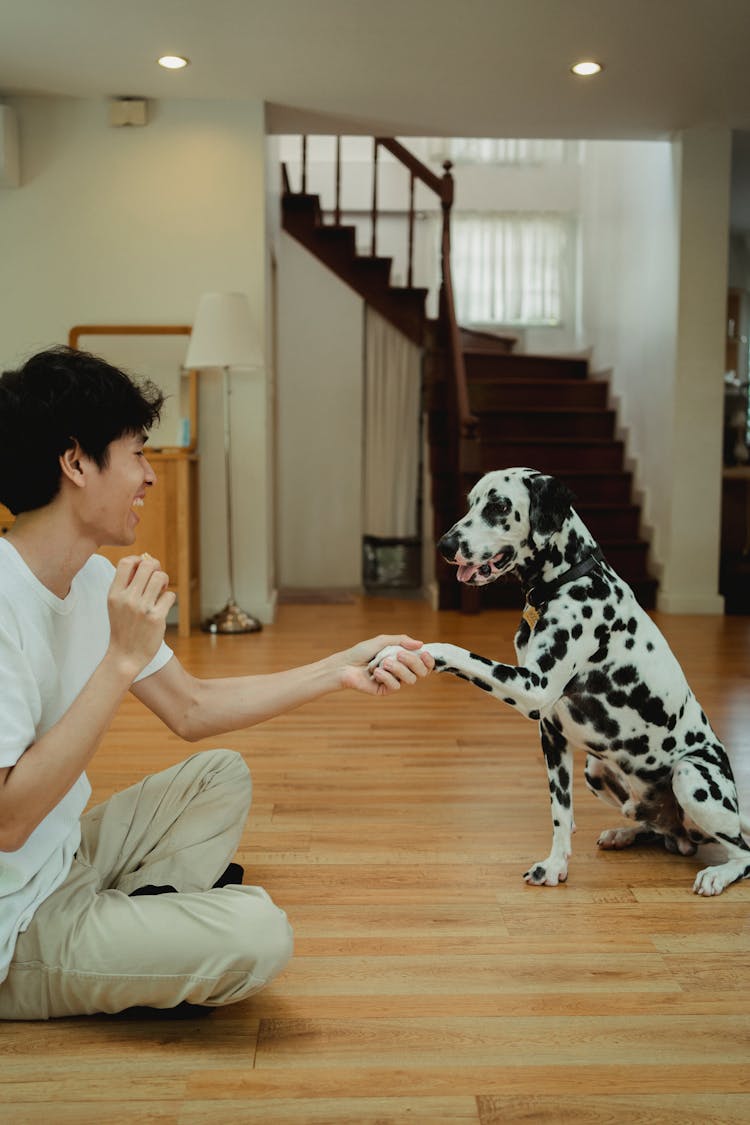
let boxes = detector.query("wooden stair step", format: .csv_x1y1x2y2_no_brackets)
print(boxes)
477,438,625,473
477,408,616,440
575,504,641,539
467,377,609,411
554,470,634,504
463,352,589,380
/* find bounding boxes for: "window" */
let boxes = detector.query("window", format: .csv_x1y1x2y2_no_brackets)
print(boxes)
430,138,570,165
451,213,573,327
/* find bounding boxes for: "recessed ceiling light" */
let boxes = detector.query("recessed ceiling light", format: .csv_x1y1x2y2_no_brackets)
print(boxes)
158,55,190,70
571,60,603,77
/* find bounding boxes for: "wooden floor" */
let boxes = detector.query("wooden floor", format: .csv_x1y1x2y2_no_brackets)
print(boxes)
4,599,750,1124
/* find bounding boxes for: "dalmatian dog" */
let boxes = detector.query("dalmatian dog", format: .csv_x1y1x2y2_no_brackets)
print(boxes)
372,467,750,896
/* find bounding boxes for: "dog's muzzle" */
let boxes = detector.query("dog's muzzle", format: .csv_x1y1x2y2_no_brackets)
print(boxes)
438,536,516,585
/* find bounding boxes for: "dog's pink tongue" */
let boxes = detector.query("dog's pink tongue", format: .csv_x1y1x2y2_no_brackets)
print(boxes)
457,563,479,583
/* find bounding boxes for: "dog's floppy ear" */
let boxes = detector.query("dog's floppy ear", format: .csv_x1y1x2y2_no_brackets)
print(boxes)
527,474,575,536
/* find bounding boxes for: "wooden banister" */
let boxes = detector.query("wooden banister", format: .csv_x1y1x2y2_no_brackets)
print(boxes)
375,137,445,197
288,134,478,455
372,142,476,442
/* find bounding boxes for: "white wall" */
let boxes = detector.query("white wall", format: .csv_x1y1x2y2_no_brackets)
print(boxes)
579,139,680,570
0,95,275,622
275,231,364,588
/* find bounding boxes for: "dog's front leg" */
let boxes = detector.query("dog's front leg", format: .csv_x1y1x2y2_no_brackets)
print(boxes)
523,719,574,887
370,642,562,718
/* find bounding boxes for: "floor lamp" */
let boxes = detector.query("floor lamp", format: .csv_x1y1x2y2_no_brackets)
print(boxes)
185,291,263,634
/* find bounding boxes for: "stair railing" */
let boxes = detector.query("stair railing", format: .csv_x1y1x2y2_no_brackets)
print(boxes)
291,134,478,444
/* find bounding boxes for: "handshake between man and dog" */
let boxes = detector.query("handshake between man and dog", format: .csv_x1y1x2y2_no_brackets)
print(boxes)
371,467,750,896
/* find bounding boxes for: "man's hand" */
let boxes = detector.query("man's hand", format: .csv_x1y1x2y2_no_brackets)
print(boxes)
106,554,176,679
334,634,434,696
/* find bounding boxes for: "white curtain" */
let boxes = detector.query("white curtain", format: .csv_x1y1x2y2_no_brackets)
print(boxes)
363,308,421,538
430,138,567,165
451,212,571,326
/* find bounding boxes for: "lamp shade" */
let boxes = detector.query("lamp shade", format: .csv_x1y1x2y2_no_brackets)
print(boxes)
184,291,262,370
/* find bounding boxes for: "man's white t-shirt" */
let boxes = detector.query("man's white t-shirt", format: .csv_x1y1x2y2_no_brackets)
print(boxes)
0,539,173,983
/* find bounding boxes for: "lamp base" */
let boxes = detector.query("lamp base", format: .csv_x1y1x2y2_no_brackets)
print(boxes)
201,601,262,635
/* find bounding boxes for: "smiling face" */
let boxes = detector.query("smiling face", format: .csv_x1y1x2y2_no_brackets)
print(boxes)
438,469,537,585
74,431,156,547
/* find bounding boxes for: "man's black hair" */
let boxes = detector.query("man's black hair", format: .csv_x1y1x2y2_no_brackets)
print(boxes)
0,346,164,514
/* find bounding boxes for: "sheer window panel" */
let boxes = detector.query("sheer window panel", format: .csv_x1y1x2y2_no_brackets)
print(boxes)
451,212,574,327
429,138,572,165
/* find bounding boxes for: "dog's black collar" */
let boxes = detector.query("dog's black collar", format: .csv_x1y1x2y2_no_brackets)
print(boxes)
526,548,605,611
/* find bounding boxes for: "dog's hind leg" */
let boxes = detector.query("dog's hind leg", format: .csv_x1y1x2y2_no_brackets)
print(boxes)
523,719,574,887
585,755,666,850
671,750,750,896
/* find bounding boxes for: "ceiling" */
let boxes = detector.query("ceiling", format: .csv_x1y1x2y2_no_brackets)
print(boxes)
1,0,750,141
2,0,749,230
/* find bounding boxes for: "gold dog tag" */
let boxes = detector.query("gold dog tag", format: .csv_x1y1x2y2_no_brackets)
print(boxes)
522,602,540,630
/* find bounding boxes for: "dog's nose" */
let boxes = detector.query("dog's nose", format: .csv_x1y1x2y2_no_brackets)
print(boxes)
438,530,461,561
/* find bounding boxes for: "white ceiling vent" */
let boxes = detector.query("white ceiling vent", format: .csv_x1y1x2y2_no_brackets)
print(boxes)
109,97,148,127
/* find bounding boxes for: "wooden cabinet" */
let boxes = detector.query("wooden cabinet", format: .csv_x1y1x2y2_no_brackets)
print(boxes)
0,450,200,637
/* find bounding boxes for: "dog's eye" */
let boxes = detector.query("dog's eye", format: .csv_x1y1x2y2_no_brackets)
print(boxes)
482,497,512,525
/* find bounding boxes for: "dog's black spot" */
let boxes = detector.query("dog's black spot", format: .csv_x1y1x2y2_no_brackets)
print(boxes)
627,683,671,728
516,620,532,647
622,734,650,756
571,623,583,639
627,618,638,634
469,652,493,666
492,665,513,683
504,697,517,706
662,736,676,751
529,709,540,720
471,677,493,692
541,719,568,769
586,771,605,790
603,604,615,621
723,796,737,812
635,763,672,782
584,670,611,694
567,693,620,739
613,665,638,686
582,605,593,619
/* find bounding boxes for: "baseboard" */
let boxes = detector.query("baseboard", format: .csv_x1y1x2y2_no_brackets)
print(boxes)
656,590,725,615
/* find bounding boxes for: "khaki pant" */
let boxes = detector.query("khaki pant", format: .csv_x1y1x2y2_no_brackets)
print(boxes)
0,749,293,1019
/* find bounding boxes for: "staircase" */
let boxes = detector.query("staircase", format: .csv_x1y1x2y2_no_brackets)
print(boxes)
280,138,658,612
